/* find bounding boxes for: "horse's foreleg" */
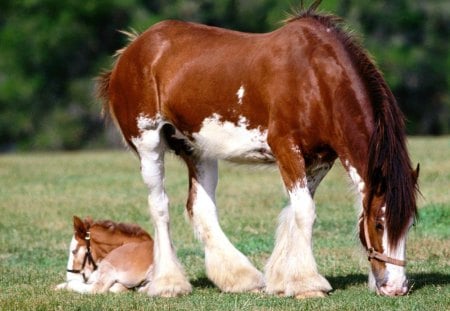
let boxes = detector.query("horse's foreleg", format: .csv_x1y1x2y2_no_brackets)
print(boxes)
265,138,332,298
184,157,264,292
133,123,192,297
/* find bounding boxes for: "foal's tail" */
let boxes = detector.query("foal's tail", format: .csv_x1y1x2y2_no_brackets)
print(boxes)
96,70,113,120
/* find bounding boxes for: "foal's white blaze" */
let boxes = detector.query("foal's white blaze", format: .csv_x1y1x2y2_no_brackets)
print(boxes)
236,85,245,104
192,114,274,163
66,236,84,282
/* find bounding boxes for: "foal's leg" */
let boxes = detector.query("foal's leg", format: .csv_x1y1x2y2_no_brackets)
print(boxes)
183,156,264,292
133,123,191,297
265,140,332,298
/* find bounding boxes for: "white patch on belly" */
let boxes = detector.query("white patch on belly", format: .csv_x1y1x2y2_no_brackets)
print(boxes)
236,85,245,105
192,114,274,163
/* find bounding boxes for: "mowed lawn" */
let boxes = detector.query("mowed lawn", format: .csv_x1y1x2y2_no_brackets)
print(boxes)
0,137,448,310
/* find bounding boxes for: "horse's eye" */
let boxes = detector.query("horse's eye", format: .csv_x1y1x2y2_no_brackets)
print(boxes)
375,223,384,231
72,249,77,255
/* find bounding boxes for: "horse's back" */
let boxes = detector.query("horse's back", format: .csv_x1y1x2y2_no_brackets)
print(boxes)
107,17,368,161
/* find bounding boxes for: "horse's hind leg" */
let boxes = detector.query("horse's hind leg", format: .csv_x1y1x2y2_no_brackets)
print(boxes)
132,120,192,297
265,137,333,298
182,156,264,292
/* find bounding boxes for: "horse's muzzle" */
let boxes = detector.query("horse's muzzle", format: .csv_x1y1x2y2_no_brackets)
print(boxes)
377,279,409,296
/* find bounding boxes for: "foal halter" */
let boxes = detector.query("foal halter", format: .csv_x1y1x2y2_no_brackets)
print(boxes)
66,231,98,282
363,214,406,267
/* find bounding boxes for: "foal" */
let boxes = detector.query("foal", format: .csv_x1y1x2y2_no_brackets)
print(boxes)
55,216,154,293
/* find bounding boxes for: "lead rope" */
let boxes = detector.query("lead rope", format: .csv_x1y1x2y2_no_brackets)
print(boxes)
363,215,406,267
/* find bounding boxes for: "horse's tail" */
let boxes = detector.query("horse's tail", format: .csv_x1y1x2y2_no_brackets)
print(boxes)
96,69,135,149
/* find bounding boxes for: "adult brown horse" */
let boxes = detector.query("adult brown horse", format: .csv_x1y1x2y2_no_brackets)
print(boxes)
97,1,419,298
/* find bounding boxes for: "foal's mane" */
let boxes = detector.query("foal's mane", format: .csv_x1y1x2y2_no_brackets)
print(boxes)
90,219,152,241
288,1,418,248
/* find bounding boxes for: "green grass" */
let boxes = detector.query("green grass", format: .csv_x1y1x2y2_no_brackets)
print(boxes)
0,137,449,310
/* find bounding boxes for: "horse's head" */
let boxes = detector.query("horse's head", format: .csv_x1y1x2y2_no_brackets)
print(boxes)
66,216,98,282
360,164,419,296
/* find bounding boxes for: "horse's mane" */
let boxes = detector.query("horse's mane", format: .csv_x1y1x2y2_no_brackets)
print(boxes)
287,1,418,249
90,219,152,241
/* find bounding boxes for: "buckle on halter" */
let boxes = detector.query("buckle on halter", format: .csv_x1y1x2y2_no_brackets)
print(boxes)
367,248,376,260
85,232,91,240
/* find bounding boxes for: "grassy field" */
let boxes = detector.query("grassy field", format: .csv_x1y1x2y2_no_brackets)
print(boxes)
0,137,449,310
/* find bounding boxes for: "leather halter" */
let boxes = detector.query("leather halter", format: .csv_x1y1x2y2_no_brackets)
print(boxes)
363,214,406,267
66,231,98,282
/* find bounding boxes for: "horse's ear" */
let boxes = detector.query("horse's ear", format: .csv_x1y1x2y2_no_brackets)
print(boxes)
413,163,420,184
73,215,87,238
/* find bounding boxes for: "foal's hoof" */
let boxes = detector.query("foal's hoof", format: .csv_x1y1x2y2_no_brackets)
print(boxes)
295,291,327,299
54,282,68,290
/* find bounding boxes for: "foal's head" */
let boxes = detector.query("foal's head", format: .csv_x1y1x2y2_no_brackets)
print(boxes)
66,216,98,282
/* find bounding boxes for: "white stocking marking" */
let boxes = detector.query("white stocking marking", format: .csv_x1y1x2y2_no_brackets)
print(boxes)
132,117,191,297
190,159,264,292
265,182,332,296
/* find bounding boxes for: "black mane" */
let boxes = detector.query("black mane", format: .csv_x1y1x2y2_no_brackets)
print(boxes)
289,0,419,248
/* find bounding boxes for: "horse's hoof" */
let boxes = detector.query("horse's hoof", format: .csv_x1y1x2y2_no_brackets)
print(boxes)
249,287,264,294
295,291,327,299
145,279,192,297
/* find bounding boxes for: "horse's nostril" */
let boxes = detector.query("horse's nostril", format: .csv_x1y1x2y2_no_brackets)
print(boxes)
379,284,409,296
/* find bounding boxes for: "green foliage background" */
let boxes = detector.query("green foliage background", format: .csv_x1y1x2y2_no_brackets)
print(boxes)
1,0,449,150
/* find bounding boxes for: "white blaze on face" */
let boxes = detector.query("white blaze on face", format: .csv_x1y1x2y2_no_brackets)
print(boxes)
379,217,411,296
192,114,274,163
66,236,84,282
236,85,245,105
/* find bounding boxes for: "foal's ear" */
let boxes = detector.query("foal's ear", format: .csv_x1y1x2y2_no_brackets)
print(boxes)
73,215,87,238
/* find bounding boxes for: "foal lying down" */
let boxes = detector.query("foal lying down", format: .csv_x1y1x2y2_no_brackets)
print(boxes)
55,216,154,293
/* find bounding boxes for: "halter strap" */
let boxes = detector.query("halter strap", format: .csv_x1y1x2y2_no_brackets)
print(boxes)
363,215,406,267
66,231,98,281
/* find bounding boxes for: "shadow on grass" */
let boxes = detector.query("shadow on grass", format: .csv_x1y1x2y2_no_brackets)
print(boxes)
190,273,450,293
191,277,216,289
327,272,450,291
327,274,367,290
408,272,450,290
